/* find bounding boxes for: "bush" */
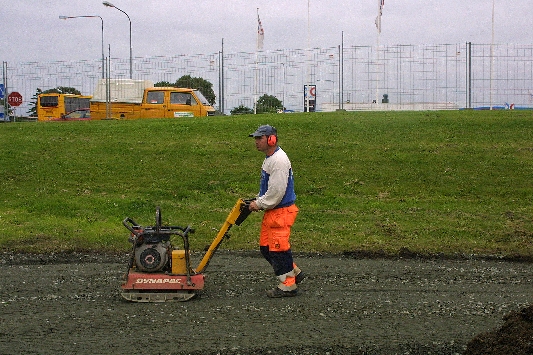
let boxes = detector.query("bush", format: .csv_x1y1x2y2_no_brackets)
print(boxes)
230,105,254,115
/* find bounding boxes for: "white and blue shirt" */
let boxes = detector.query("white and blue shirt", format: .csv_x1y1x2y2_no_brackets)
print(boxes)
256,147,296,210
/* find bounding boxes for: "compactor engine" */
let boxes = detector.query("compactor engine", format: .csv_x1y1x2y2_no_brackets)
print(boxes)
130,226,171,273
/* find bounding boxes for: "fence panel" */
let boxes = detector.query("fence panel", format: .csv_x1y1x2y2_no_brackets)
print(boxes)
3,43,532,116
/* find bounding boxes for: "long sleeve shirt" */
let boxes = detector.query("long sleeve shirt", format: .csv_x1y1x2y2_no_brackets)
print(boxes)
256,147,296,210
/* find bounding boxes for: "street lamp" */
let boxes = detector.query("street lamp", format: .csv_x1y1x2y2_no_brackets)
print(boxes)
59,15,105,79
103,1,132,79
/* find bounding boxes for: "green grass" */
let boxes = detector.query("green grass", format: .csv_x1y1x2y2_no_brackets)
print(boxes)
1,110,532,257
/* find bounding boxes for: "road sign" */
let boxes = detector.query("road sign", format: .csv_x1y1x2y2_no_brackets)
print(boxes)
0,84,4,99
8,91,22,107
303,84,316,112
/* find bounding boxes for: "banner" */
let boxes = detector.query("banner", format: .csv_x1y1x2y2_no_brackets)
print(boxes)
257,9,264,50
375,0,384,33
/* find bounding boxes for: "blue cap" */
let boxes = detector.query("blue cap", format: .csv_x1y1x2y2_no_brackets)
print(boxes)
249,125,277,137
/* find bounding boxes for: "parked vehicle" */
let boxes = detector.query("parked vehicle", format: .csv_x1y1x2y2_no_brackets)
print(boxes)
37,93,91,121
89,79,215,120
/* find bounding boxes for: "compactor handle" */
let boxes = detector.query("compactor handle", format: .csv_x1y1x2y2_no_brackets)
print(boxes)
155,206,162,233
182,225,195,236
123,217,141,236
235,198,255,226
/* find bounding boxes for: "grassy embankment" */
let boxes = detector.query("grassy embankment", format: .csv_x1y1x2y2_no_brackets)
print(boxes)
0,110,532,257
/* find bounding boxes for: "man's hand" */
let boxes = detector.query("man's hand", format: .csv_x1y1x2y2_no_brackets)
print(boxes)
249,200,262,212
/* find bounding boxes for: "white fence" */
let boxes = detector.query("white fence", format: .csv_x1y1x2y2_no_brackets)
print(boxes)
3,43,533,116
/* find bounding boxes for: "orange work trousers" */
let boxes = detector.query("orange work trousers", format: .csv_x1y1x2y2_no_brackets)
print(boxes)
259,204,299,251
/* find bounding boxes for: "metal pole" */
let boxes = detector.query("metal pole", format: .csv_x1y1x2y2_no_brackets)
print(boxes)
106,45,111,119
466,42,472,109
489,0,495,110
254,8,260,114
128,15,132,79
2,61,7,121
100,17,105,79
280,62,286,111
338,45,341,110
307,0,311,86
218,50,222,114
375,0,383,105
221,38,225,114
103,2,132,79
341,31,344,110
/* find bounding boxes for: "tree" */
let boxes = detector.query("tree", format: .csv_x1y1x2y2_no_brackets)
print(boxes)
229,95,282,115
155,75,216,106
176,75,216,106
256,94,283,114
154,81,173,87
27,89,43,117
51,87,82,95
230,104,254,115
27,86,82,117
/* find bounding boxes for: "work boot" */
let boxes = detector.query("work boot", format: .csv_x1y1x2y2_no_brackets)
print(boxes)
293,264,305,284
295,270,306,284
266,287,298,298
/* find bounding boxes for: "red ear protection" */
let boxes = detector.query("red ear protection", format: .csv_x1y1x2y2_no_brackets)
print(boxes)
267,135,277,146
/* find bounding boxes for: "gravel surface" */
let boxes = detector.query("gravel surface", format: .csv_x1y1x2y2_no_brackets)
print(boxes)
0,251,531,355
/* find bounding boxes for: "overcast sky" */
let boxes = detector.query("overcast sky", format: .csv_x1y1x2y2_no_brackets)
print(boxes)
1,0,531,64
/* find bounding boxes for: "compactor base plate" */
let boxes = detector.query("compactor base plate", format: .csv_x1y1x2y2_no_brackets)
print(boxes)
121,270,204,302
121,290,197,302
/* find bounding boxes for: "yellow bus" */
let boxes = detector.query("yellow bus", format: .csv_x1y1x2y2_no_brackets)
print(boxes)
37,93,92,121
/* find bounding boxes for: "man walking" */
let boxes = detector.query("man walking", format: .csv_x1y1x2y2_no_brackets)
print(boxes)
248,125,305,297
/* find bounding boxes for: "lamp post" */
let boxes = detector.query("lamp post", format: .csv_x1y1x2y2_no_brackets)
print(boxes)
103,1,132,79
59,15,105,79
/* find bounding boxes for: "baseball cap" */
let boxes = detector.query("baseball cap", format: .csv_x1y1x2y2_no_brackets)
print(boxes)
249,124,277,137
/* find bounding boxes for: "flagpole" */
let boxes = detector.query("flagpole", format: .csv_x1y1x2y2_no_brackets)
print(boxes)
375,0,383,105
489,0,495,110
376,30,380,105
307,0,311,85
305,0,311,112
254,8,260,114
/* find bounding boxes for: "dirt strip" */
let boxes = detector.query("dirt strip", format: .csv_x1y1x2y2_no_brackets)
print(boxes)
0,252,531,355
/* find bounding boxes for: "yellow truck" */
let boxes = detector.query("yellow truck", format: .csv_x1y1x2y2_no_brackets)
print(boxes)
90,79,215,120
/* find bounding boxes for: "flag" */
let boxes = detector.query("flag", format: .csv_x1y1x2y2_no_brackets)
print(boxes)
375,0,384,33
257,8,264,50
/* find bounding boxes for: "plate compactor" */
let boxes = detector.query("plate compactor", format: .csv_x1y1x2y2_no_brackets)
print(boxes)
121,198,252,302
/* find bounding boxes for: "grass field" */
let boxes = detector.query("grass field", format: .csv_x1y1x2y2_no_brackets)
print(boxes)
1,110,532,257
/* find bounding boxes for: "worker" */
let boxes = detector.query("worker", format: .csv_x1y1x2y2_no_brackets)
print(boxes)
248,124,305,297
